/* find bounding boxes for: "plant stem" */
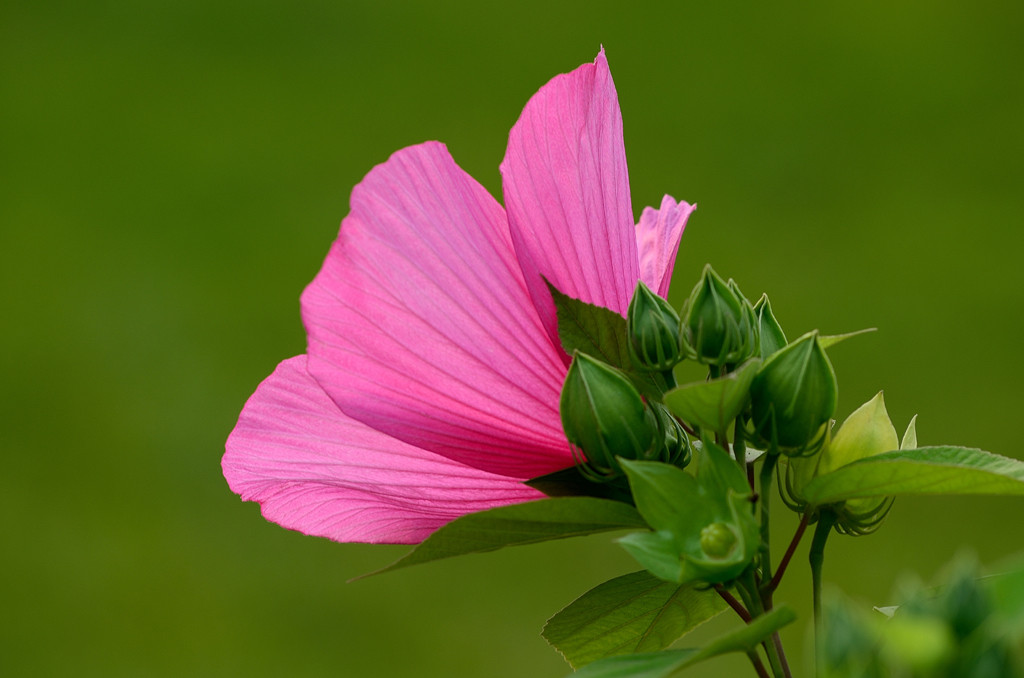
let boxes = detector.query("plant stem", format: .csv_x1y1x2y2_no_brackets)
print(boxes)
809,510,837,676
738,569,786,678
767,512,809,593
758,452,779,590
715,585,751,623
746,650,771,678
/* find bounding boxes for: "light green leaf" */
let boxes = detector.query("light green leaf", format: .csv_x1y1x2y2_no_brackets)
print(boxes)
366,498,646,576
801,446,1024,506
817,327,877,349
662,359,760,434
568,605,797,678
543,571,725,668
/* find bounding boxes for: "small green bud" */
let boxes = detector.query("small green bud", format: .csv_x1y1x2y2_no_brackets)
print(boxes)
652,403,692,468
700,522,739,559
749,330,837,454
560,352,657,474
627,281,683,371
753,294,788,359
680,265,757,366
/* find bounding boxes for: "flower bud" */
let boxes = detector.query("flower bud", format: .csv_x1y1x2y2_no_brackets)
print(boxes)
700,522,739,559
753,294,788,359
749,330,837,454
823,391,899,534
627,281,683,371
652,403,692,468
560,352,657,474
680,265,757,366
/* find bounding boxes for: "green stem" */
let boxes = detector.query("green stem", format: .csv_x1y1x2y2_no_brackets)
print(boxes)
738,569,786,678
758,452,779,592
809,510,837,676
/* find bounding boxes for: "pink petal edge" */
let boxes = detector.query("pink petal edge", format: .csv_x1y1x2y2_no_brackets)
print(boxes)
302,141,573,479
636,195,696,298
223,356,546,545
500,49,640,343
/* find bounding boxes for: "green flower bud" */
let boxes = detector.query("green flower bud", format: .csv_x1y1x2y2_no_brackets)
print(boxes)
749,331,837,455
680,265,757,366
652,403,692,468
753,294,788,359
560,352,657,474
627,281,683,371
700,522,739,559
782,393,907,534
823,391,899,534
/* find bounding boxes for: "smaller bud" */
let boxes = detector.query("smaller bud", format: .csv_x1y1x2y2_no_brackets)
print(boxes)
627,281,683,371
651,403,692,468
560,352,657,474
753,294,788,359
700,522,739,559
749,331,837,455
680,265,757,366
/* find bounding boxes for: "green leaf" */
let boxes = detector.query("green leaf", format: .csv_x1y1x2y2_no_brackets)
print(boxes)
662,359,760,435
543,571,725,668
549,280,633,369
548,281,662,397
801,446,1024,506
817,327,877,349
366,497,646,576
568,605,797,678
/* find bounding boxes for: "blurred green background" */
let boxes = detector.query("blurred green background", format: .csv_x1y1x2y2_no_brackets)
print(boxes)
3,1,1023,676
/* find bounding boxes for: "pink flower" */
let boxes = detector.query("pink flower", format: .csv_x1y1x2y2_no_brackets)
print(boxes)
222,50,695,544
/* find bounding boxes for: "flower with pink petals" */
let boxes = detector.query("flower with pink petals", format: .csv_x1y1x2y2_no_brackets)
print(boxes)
223,50,695,544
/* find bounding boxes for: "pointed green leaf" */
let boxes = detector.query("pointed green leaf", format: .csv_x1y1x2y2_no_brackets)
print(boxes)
817,327,877,349
366,498,646,576
662,359,760,434
548,280,633,369
801,446,1024,506
568,605,796,678
543,571,726,668
548,281,663,396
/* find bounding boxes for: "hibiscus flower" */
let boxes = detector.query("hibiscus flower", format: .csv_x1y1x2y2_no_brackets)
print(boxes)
223,50,695,544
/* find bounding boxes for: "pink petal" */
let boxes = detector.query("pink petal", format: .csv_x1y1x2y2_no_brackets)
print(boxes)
223,356,546,544
500,49,640,341
301,142,573,479
636,195,696,298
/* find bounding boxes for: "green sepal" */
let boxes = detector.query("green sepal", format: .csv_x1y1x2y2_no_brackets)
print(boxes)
542,570,725,668
662,358,760,436
817,327,877,349
566,605,796,678
363,497,646,577
753,294,787,359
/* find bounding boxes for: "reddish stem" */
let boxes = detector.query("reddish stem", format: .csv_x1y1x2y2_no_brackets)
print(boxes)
715,585,752,623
